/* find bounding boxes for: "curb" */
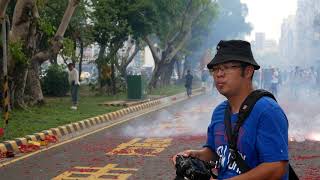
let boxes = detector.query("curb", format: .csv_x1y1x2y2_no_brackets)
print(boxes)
0,100,161,154
99,99,152,107
0,88,204,154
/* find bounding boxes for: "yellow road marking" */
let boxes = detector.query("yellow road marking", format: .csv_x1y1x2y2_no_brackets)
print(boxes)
52,164,138,180
107,138,172,156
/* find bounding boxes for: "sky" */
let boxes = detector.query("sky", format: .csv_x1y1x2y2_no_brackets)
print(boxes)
241,0,297,42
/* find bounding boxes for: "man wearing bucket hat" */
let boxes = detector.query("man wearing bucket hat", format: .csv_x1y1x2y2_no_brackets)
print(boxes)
172,40,290,179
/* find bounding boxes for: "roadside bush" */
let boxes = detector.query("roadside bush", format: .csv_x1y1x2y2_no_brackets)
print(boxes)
41,64,70,96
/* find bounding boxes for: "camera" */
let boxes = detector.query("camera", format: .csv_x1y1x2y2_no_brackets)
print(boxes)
174,155,218,180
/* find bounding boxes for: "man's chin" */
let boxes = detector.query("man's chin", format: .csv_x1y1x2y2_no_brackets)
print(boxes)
216,89,225,95
217,88,230,97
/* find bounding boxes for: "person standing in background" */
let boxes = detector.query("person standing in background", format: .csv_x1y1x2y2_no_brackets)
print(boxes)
68,63,80,110
270,68,280,97
185,70,193,97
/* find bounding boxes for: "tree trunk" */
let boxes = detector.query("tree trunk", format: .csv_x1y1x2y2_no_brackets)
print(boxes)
111,61,116,95
78,39,84,81
145,25,192,90
183,55,192,77
11,65,28,109
0,0,10,81
96,44,106,88
168,58,176,84
148,50,177,89
8,0,34,73
115,41,140,86
0,0,10,18
25,60,44,105
23,1,44,106
118,67,127,85
9,0,37,108
176,59,182,80
160,58,176,86
148,63,162,90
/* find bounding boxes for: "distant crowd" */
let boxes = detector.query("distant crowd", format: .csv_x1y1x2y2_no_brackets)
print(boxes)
253,66,320,97
199,65,320,97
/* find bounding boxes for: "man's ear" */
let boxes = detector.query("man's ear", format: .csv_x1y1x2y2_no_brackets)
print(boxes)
245,66,254,79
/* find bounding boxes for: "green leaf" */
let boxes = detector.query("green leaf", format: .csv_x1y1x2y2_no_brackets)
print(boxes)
9,41,28,66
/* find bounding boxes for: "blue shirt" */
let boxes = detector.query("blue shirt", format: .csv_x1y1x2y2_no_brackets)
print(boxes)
204,97,289,179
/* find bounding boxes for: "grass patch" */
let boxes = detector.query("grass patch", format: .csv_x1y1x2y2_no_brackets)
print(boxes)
149,82,201,96
149,84,185,96
0,91,126,142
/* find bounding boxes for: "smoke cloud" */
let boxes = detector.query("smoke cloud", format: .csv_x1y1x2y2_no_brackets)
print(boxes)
121,95,226,138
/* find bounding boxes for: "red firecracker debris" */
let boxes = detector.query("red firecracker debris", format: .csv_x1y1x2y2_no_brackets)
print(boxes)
19,144,40,153
293,155,320,161
44,135,58,143
111,149,131,154
0,128,4,137
303,166,320,180
133,148,156,155
70,168,96,173
0,151,15,158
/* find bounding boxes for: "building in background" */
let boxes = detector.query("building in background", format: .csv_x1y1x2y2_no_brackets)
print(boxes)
250,32,280,67
279,0,320,67
254,32,266,51
251,32,278,53
279,15,296,65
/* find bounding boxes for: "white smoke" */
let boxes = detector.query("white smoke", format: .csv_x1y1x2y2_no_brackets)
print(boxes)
121,84,320,143
122,94,225,138
278,85,320,142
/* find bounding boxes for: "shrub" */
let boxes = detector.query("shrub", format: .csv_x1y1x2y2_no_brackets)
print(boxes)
41,64,70,96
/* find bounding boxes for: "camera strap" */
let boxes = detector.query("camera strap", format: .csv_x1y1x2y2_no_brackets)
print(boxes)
223,89,298,179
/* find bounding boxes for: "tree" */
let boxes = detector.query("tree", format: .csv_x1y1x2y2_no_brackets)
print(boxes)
180,0,252,77
91,0,156,94
207,0,252,47
114,0,156,85
144,0,218,89
115,37,141,84
0,0,11,71
58,0,92,80
8,0,39,108
7,0,80,108
31,0,80,63
91,0,129,94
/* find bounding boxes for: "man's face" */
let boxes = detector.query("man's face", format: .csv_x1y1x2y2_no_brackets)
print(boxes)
68,65,73,71
210,61,244,97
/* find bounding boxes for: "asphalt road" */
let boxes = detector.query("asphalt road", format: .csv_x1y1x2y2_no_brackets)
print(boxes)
0,93,319,180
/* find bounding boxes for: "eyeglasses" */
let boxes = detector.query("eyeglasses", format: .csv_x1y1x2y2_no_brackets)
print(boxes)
209,64,242,75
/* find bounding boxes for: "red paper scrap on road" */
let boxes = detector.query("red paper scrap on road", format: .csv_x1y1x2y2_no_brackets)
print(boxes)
0,128,4,137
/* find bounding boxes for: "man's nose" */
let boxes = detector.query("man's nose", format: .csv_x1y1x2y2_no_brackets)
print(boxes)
215,68,225,76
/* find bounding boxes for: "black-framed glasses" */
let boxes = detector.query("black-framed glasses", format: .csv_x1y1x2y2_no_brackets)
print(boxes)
209,64,242,75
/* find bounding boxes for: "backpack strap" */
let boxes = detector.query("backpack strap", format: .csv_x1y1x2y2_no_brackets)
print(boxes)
224,89,276,173
224,89,299,178
289,164,299,180
233,90,276,145
224,104,251,173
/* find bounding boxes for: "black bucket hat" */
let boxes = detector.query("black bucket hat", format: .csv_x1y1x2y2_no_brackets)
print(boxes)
207,40,260,70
